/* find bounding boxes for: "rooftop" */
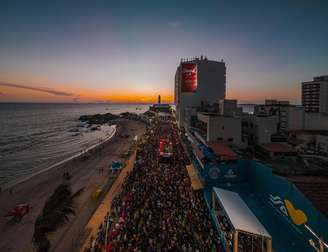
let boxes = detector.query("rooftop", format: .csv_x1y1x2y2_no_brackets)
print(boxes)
207,141,237,160
289,130,328,136
199,112,234,118
313,75,328,82
213,187,271,238
259,143,297,153
180,56,225,64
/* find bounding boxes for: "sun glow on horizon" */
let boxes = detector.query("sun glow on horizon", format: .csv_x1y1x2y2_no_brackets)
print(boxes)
0,81,174,103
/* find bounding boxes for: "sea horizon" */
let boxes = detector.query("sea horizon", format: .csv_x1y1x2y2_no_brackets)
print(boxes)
0,103,150,186
0,101,169,105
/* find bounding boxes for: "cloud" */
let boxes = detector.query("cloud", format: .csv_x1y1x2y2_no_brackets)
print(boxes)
0,90,5,96
0,82,75,96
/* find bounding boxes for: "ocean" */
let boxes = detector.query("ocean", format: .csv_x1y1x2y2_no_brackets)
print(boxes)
0,103,149,187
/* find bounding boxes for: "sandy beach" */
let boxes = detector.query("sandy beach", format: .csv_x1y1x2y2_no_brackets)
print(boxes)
0,119,146,252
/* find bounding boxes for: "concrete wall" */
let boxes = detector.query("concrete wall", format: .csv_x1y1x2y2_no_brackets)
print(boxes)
197,113,242,146
242,115,278,144
320,84,328,113
196,60,226,102
304,113,328,130
284,106,328,131
286,106,304,130
254,116,279,143
254,103,289,131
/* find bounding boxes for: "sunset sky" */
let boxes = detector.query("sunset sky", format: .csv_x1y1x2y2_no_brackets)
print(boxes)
0,0,327,104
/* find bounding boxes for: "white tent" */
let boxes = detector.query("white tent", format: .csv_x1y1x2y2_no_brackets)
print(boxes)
213,187,271,239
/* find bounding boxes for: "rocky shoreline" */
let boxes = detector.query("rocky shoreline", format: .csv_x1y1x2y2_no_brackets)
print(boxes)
79,113,120,125
79,111,153,126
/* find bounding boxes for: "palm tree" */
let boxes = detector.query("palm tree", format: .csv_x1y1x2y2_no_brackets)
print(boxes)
33,183,75,252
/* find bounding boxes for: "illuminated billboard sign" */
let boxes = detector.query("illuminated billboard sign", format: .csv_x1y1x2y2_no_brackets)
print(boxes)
181,63,197,92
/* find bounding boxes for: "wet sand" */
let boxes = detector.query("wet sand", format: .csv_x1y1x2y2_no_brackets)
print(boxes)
0,119,146,252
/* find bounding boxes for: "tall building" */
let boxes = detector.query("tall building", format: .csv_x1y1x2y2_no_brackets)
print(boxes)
175,56,226,127
302,75,328,113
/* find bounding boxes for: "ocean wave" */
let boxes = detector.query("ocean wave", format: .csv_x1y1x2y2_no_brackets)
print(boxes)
0,103,147,186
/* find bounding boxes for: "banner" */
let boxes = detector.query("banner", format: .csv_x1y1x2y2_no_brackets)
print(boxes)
181,63,197,92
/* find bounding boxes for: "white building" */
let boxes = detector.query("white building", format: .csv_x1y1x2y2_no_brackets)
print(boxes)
285,106,305,130
242,114,279,144
254,100,291,131
304,113,328,130
196,112,242,147
175,57,226,127
302,75,328,113
285,106,328,131
254,99,328,131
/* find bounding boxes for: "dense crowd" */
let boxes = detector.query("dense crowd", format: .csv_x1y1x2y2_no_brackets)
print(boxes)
216,206,266,252
87,119,223,251
217,215,233,249
238,233,266,252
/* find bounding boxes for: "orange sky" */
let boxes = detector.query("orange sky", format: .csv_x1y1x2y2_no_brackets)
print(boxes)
0,69,302,104
0,81,302,104
0,83,174,103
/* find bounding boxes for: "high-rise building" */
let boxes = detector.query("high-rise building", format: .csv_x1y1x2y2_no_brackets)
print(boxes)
302,75,328,113
174,57,226,127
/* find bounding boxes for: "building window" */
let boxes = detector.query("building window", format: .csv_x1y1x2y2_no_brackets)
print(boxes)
228,137,234,142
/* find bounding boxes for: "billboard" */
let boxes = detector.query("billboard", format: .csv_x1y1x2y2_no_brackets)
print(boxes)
181,63,197,92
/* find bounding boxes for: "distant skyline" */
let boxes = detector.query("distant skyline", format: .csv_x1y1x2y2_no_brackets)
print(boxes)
0,0,327,104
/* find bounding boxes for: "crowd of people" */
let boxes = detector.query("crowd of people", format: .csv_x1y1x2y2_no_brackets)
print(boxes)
238,233,266,252
216,205,267,252
217,214,233,249
86,119,223,251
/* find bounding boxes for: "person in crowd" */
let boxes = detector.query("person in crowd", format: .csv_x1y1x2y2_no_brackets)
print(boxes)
88,119,223,252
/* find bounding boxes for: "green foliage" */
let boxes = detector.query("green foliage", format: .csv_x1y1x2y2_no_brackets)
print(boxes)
33,183,75,252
